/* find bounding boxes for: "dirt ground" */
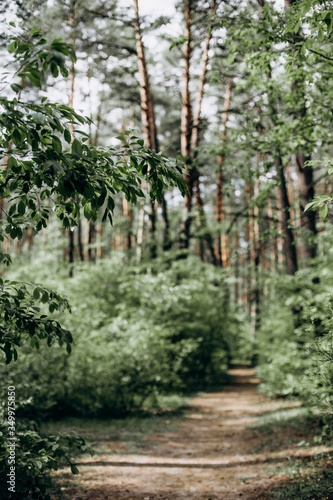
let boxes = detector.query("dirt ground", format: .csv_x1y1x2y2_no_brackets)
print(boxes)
51,368,331,499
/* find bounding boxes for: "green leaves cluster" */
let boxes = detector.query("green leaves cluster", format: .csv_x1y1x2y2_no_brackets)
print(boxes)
7,28,76,88
0,420,92,499
0,279,72,364
0,28,186,364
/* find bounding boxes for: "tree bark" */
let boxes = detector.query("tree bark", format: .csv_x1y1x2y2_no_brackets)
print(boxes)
216,78,232,267
179,0,194,251
123,197,134,250
87,221,96,262
77,219,84,261
133,0,168,257
180,0,217,261
257,0,298,274
285,0,317,259
67,0,76,268
191,0,217,154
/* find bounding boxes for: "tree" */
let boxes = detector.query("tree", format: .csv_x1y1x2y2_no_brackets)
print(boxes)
0,25,186,497
0,26,186,360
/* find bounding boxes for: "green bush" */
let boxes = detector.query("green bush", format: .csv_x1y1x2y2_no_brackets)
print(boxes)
256,229,333,413
0,413,90,500
1,253,251,418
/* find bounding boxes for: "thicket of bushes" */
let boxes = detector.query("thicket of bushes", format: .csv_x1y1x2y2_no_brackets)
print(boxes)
1,252,251,421
256,229,333,417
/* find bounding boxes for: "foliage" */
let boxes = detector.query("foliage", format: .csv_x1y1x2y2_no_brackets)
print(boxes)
0,28,187,364
256,228,333,414
0,414,92,500
0,26,186,500
0,253,251,418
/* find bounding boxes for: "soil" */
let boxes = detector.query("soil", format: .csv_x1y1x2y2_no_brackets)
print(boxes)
51,368,331,500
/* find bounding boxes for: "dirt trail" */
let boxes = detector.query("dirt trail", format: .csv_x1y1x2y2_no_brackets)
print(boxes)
53,368,318,499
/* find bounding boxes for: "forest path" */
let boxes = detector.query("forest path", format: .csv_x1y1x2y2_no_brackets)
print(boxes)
52,368,315,499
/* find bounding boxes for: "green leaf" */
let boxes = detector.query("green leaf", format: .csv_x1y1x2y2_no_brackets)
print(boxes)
10,83,22,93
7,41,17,53
304,201,316,211
50,61,59,78
83,202,92,219
30,28,42,37
70,464,79,475
64,129,71,144
12,128,22,147
52,136,62,154
319,204,328,220
72,138,82,157
8,156,18,169
18,200,25,215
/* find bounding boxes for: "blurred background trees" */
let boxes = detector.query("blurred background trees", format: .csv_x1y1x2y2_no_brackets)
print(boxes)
1,0,333,497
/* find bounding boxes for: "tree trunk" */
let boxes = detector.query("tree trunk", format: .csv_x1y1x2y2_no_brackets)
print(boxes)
295,152,316,259
136,201,145,263
67,0,76,268
267,198,278,272
257,0,298,275
123,197,134,250
285,0,317,259
216,78,232,266
77,219,84,261
190,0,217,154
68,229,74,277
87,221,96,262
133,0,167,257
97,224,103,259
179,0,194,251
276,157,298,274
180,0,217,258
161,196,172,251
234,229,239,303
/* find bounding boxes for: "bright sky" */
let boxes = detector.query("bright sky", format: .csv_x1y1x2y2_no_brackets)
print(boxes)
126,0,176,17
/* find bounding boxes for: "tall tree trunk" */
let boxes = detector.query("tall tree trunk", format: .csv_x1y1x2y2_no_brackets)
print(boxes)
276,156,298,275
87,222,96,262
257,0,298,275
285,0,317,259
136,200,145,263
286,163,295,226
161,196,171,251
190,0,217,154
179,0,194,251
216,78,232,266
97,224,103,259
67,0,76,268
234,229,239,303
133,0,158,152
123,197,134,250
295,152,316,259
77,219,84,261
134,0,169,257
244,179,253,315
181,0,217,258
252,178,261,332
67,229,74,277
267,198,278,272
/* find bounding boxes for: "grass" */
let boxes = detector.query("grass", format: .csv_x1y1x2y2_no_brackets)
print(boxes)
247,404,329,453
268,454,333,499
41,394,191,457
247,401,333,499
